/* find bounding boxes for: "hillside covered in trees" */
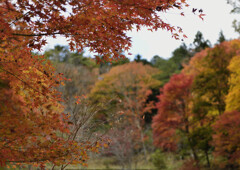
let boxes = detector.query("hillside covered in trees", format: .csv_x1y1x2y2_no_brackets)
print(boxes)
1,0,240,169
22,31,239,170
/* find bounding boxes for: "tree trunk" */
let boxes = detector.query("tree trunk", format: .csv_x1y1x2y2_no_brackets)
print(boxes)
205,150,210,168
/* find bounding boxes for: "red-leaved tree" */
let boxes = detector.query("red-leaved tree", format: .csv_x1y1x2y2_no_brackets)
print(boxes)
212,111,240,169
152,73,200,161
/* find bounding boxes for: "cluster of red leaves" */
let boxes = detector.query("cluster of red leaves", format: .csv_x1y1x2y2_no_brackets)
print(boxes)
212,111,240,166
154,40,240,167
1,0,189,61
152,73,193,151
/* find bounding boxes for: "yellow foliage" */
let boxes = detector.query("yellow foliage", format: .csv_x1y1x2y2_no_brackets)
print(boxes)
225,55,240,111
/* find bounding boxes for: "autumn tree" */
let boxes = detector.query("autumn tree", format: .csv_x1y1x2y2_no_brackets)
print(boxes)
225,55,240,112
152,73,213,167
180,39,240,168
90,62,161,163
0,0,198,167
211,56,240,169
212,111,240,169
152,73,200,160
104,119,141,169
184,40,240,116
90,62,161,119
1,0,191,61
0,48,89,167
45,46,99,111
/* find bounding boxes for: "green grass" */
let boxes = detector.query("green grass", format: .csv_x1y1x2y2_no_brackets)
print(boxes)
63,153,183,170
0,152,183,170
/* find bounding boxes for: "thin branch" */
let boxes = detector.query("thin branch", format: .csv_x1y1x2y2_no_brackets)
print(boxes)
12,32,64,37
0,67,53,100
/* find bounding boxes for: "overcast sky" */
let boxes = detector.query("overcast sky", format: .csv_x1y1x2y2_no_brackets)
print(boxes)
44,0,239,60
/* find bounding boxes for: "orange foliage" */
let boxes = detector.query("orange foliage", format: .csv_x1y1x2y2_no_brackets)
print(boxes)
90,62,160,161
1,0,190,61
183,39,240,115
182,48,209,76
0,0,193,167
0,42,99,166
90,62,160,121
183,39,240,77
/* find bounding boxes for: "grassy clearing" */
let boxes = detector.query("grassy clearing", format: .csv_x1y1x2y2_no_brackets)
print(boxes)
0,153,183,170
64,153,183,170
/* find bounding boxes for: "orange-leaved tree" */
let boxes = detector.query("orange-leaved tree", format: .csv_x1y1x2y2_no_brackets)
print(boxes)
90,62,161,163
90,62,161,122
0,0,194,167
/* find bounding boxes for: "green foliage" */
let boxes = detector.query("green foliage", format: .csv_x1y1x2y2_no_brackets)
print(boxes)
192,40,240,115
170,43,191,68
217,30,226,44
44,45,97,68
228,0,240,35
151,31,210,86
192,98,212,121
151,55,180,85
111,57,130,66
190,126,213,154
193,31,211,52
44,45,70,62
135,54,152,65
68,52,96,68
151,149,167,170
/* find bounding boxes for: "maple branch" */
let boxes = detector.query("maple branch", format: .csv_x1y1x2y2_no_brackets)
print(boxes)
0,67,52,99
12,32,64,37
6,157,64,163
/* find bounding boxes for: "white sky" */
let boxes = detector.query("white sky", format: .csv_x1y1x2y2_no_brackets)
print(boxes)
44,0,239,60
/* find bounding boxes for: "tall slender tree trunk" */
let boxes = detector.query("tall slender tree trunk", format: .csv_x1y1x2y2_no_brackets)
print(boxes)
205,150,210,168
185,122,199,167
137,120,147,162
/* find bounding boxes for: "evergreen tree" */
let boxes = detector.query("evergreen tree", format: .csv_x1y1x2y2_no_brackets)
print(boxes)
193,31,211,52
